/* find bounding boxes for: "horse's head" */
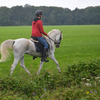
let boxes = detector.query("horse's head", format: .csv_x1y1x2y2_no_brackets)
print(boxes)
48,29,63,48
54,31,62,48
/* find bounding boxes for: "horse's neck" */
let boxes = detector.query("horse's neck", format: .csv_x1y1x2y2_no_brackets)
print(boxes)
49,32,57,40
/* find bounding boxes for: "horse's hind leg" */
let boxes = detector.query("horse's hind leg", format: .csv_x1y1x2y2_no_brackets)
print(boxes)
10,57,20,76
37,61,44,75
20,56,32,76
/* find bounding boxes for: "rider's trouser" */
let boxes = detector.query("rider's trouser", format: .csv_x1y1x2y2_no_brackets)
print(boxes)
36,37,48,49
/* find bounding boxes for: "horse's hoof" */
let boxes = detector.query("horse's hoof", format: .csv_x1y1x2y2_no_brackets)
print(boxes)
37,73,39,76
31,75,33,77
59,70,61,73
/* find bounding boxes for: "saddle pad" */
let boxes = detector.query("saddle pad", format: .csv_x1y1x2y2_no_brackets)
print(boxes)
30,38,44,53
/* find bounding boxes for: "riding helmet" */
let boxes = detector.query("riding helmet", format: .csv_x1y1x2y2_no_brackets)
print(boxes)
35,10,43,16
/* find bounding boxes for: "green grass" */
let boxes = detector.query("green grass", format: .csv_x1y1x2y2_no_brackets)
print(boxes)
0,25,100,99
61,25,100,64
0,25,100,76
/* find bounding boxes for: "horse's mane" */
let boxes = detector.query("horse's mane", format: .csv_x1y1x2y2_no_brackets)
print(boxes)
48,29,60,35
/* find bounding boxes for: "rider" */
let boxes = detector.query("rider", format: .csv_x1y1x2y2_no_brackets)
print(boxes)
31,10,49,62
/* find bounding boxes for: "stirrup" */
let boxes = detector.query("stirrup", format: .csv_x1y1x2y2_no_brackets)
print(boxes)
41,58,49,62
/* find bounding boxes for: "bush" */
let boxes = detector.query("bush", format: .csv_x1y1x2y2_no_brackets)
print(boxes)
0,59,100,99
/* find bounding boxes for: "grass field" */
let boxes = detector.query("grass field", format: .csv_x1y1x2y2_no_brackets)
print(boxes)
0,25,100,99
0,25,100,75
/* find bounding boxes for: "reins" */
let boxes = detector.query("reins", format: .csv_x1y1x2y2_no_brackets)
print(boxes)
48,35,61,44
48,36,55,43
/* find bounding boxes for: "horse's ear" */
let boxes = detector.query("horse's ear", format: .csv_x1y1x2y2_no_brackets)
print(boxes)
61,31,62,34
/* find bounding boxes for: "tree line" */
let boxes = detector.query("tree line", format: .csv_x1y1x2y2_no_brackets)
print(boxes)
0,4,100,26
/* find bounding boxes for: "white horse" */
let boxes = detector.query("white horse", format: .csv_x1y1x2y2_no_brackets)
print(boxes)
0,29,62,76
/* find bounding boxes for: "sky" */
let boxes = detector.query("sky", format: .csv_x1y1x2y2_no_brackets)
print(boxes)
0,0,100,10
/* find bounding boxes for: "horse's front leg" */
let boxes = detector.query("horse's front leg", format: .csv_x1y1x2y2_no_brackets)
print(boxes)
37,61,44,75
49,54,61,73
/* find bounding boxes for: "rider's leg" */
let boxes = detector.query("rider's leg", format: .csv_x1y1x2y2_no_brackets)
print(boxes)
36,37,49,62
41,48,49,62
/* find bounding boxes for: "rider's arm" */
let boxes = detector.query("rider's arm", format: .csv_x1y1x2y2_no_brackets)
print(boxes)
38,20,48,36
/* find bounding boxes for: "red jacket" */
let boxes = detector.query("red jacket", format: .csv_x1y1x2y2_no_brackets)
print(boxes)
31,19,48,37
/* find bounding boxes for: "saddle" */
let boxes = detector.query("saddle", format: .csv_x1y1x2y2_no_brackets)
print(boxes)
30,36,49,53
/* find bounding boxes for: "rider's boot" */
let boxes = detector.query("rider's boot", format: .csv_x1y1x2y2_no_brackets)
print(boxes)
41,48,49,62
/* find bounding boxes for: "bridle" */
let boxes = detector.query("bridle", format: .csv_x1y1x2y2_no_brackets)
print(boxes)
48,34,62,45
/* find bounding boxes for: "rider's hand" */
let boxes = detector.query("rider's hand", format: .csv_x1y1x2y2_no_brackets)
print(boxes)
47,34,49,37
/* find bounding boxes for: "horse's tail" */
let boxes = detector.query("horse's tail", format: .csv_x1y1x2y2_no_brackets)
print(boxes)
0,39,15,62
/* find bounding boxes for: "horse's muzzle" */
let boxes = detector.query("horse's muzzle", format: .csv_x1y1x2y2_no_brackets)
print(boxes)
56,44,60,48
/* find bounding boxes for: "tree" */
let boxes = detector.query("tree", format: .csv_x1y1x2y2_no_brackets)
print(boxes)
10,6,23,25
0,5,100,26
0,7,11,26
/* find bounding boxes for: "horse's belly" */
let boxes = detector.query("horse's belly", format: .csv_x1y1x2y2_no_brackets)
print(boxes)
25,51,42,57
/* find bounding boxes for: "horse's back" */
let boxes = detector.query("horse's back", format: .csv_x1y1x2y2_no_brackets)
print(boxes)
15,38,28,42
14,38,28,47
13,38,36,55
13,38,29,53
